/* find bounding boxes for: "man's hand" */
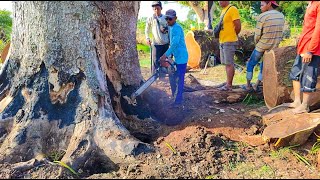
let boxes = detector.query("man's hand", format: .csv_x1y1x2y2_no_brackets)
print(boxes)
302,52,312,63
146,39,151,46
160,54,167,62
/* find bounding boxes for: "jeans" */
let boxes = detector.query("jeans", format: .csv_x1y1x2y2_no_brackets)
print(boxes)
169,63,187,104
151,44,169,74
246,49,264,81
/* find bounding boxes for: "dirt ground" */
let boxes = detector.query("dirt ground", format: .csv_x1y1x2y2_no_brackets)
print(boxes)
1,66,320,179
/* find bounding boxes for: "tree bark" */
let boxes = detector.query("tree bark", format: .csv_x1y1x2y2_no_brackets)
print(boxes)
263,46,320,110
0,1,153,175
188,1,215,30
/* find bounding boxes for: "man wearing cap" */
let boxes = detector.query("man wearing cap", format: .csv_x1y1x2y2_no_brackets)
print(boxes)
284,1,320,114
159,9,188,107
145,1,169,75
242,1,285,92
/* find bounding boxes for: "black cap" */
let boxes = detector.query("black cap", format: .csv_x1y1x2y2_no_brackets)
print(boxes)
152,1,162,8
165,9,176,18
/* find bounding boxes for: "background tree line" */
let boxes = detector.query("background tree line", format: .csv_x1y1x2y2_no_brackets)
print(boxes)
0,1,308,53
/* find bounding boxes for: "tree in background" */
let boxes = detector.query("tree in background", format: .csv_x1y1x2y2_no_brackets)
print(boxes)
0,10,12,52
278,1,307,27
177,1,215,30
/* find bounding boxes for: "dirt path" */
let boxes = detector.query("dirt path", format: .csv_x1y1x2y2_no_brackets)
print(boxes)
1,67,320,179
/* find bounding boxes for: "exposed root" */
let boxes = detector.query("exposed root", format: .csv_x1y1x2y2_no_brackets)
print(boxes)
0,96,12,113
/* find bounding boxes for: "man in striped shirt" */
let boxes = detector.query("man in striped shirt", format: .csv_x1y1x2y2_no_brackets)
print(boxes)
243,1,285,91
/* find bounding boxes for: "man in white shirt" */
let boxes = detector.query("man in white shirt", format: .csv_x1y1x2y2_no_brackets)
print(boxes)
145,1,170,74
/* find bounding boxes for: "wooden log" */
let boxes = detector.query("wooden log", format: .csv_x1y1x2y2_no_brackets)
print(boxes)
262,112,320,148
262,46,296,109
263,46,320,110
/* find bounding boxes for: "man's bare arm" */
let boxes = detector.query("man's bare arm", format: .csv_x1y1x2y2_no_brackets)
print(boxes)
233,19,241,35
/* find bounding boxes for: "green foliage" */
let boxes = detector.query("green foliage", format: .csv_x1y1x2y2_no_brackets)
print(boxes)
177,1,206,8
238,8,256,29
278,1,307,26
137,17,147,32
0,9,12,42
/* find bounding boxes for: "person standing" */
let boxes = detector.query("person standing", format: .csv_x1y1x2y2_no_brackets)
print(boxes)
145,1,169,75
242,1,285,92
160,9,188,107
285,1,320,114
216,1,241,91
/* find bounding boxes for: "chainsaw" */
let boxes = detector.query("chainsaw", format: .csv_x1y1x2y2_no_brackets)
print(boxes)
124,57,176,106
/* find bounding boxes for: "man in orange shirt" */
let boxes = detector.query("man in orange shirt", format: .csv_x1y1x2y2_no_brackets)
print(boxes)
286,1,320,114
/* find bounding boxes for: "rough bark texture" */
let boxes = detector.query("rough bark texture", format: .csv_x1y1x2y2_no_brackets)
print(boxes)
0,1,152,175
263,46,320,110
188,1,215,29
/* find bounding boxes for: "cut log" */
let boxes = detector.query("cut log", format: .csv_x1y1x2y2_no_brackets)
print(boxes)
263,46,296,109
262,112,320,148
263,46,320,110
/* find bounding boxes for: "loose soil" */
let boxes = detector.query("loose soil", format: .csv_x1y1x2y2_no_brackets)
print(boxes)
1,66,320,179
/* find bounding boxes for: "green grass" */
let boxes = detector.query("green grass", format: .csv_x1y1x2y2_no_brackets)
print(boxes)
137,43,150,53
226,162,275,178
139,57,151,68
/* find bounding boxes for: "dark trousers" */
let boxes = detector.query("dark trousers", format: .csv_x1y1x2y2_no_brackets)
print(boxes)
169,63,187,104
151,44,169,74
289,54,320,92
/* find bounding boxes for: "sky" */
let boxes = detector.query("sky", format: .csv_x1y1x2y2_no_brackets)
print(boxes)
0,1,190,21
0,1,12,11
138,1,190,21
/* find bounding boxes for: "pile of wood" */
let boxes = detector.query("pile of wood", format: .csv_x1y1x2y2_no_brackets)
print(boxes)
185,30,255,69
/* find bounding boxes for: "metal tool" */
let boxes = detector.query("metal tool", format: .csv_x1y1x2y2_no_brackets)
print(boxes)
126,57,176,106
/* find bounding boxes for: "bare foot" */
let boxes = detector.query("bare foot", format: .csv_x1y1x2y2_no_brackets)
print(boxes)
292,104,310,114
282,101,301,108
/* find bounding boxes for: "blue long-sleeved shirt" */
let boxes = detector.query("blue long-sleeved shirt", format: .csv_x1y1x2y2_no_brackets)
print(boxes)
165,22,188,64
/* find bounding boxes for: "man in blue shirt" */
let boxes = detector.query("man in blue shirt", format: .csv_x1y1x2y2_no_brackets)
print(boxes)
160,9,189,107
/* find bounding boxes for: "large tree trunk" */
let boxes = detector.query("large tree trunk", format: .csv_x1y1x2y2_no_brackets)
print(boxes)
0,1,153,175
188,1,215,30
263,46,320,110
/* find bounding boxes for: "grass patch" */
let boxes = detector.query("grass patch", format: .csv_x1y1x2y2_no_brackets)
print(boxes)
139,57,151,68
310,133,320,155
242,94,265,107
137,43,150,53
227,162,275,178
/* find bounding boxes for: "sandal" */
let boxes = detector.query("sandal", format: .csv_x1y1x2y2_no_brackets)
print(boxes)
217,85,232,91
240,84,254,92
